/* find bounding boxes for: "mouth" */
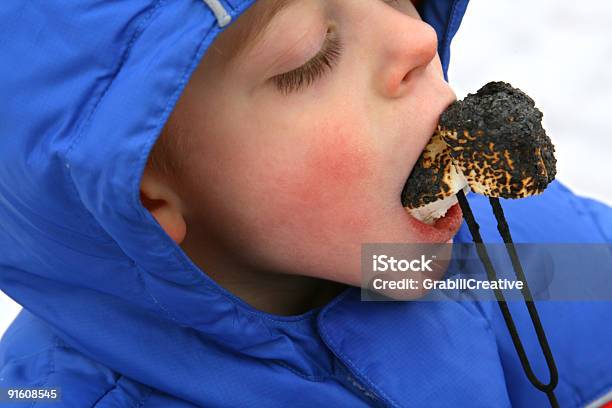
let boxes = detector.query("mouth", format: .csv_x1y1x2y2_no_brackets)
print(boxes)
403,201,464,243
405,188,466,225
400,126,468,242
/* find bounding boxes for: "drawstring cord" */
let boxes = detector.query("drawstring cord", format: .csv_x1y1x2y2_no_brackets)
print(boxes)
202,0,231,27
456,190,560,407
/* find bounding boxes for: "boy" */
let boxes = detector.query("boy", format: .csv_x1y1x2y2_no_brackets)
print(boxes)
140,0,459,315
1,0,611,406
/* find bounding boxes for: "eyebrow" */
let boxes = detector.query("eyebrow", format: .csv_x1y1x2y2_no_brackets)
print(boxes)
225,0,298,61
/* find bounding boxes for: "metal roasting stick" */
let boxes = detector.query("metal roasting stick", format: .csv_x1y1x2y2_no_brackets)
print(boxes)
456,190,559,408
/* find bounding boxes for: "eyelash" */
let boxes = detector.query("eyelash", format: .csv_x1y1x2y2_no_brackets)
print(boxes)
270,0,404,95
271,30,343,95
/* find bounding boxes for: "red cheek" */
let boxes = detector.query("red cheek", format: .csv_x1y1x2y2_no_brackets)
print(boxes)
282,123,375,233
314,133,370,181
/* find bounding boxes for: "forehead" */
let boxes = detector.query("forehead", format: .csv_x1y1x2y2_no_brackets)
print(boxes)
239,0,424,38
243,0,296,39
214,0,423,61
212,0,295,61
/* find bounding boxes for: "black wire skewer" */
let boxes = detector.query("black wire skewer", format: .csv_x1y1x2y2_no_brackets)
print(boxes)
456,190,559,408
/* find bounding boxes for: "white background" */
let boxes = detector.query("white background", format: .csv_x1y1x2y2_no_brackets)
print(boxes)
1,0,611,338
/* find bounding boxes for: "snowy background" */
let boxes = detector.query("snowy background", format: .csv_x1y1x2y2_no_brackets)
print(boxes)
449,0,612,207
2,0,612,338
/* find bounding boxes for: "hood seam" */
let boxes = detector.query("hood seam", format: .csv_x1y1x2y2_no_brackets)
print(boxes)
134,264,183,326
275,360,331,382
440,0,465,81
63,0,165,168
442,0,462,48
58,0,166,247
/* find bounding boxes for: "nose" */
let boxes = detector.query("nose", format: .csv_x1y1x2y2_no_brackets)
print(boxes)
375,11,439,99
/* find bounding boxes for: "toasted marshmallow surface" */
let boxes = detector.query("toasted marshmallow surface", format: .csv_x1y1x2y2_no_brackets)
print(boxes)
402,81,557,223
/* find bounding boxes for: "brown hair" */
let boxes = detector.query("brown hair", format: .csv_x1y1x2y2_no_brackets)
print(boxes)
146,0,290,177
146,113,187,179
217,0,294,62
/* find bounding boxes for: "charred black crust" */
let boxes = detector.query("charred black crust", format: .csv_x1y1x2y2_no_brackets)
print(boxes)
402,81,557,207
401,151,446,208
440,81,556,198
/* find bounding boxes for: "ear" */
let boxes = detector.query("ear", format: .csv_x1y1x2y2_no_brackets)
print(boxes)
139,169,187,244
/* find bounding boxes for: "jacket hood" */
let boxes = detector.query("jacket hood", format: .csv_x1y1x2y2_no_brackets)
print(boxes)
0,0,470,405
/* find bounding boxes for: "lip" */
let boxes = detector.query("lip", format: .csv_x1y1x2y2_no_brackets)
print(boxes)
404,202,463,243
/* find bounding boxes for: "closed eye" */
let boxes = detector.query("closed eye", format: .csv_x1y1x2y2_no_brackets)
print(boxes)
271,28,342,95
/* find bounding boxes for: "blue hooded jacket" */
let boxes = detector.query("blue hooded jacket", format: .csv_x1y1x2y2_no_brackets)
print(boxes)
1,0,612,407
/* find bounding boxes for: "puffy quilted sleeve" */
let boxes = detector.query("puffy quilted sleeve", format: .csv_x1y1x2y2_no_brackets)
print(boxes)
0,310,123,407
572,193,612,243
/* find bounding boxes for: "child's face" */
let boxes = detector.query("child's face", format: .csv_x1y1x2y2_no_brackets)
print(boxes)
154,0,458,290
